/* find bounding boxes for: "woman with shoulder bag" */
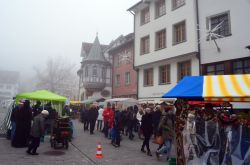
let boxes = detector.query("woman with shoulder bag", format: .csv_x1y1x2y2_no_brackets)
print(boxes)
156,109,174,161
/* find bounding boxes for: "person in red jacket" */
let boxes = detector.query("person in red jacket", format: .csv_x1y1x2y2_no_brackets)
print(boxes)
102,102,114,138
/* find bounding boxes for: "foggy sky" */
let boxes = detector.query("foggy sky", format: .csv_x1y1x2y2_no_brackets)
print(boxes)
0,0,136,77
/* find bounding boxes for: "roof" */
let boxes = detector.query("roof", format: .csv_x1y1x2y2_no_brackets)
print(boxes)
162,74,250,102
16,90,67,103
81,36,110,65
127,1,143,11
108,33,134,54
127,0,151,12
0,70,20,84
80,42,108,57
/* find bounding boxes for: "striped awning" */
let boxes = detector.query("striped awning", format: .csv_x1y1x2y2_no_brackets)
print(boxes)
162,74,250,102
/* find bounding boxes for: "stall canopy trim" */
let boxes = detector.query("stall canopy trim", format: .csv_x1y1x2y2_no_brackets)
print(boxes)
16,90,67,103
162,74,250,102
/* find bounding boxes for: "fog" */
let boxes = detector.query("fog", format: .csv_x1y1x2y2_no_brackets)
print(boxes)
0,0,136,78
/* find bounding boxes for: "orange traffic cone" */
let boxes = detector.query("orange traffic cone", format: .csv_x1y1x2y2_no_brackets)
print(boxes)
96,142,103,159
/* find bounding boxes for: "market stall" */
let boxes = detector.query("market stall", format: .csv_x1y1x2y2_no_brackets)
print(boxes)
16,90,67,115
162,74,250,165
105,98,138,110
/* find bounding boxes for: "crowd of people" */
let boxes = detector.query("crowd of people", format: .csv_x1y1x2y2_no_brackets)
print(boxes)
8,98,176,161
10,100,57,155
80,101,176,161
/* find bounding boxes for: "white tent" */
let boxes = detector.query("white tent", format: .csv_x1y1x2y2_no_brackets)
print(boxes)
105,98,138,110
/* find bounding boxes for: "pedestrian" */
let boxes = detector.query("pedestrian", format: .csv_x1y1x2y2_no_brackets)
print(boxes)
111,104,123,147
44,102,57,135
156,109,175,160
27,110,49,155
32,101,42,119
10,100,23,142
97,105,104,131
12,100,32,148
127,107,136,140
136,108,144,139
88,102,98,135
103,102,114,138
152,105,162,138
81,105,90,131
140,108,153,156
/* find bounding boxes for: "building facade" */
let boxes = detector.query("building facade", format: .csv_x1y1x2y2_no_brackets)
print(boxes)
77,36,112,101
0,70,20,101
198,0,250,75
128,0,200,102
108,33,137,99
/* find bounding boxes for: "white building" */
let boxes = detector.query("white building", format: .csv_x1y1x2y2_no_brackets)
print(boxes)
198,0,250,75
128,0,200,102
0,70,20,101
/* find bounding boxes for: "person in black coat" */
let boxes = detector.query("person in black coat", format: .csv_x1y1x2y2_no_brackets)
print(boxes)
88,103,98,134
140,108,153,156
152,105,162,138
113,108,122,147
12,100,32,148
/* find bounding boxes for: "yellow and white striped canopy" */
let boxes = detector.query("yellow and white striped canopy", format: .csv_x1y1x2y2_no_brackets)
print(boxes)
203,74,250,102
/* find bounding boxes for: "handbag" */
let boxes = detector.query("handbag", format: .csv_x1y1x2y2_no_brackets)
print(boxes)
154,135,164,145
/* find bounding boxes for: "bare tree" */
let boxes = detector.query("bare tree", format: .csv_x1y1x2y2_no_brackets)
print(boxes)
34,56,78,99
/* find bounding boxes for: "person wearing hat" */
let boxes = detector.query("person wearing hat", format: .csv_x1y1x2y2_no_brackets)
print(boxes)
27,110,49,155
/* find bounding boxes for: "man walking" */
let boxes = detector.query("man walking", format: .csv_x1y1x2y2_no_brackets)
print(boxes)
88,102,98,135
27,110,49,155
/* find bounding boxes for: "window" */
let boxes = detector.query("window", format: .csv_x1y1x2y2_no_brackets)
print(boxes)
115,74,120,86
85,66,88,77
172,0,185,10
233,59,250,74
114,56,119,67
159,64,171,84
141,36,150,55
125,72,131,85
206,63,225,75
178,60,191,81
141,7,150,25
144,68,154,86
155,0,166,18
156,29,166,50
93,66,97,77
173,21,186,44
118,54,124,66
208,12,231,39
102,68,106,79
124,50,132,64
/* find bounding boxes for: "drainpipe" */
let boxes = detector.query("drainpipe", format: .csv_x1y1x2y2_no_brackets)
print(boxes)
195,0,201,75
129,11,138,99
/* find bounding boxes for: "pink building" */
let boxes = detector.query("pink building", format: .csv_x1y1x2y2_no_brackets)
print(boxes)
109,33,137,99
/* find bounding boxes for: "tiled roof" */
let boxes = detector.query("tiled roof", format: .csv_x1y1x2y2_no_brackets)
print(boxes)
80,42,108,57
0,70,20,84
81,36,110,65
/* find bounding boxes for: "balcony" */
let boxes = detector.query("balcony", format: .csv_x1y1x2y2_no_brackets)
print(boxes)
82,77,106,91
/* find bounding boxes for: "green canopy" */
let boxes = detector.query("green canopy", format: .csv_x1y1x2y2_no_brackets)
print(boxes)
16,90,67,103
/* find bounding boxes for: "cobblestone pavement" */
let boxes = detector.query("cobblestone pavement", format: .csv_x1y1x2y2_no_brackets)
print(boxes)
0,108,174,165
